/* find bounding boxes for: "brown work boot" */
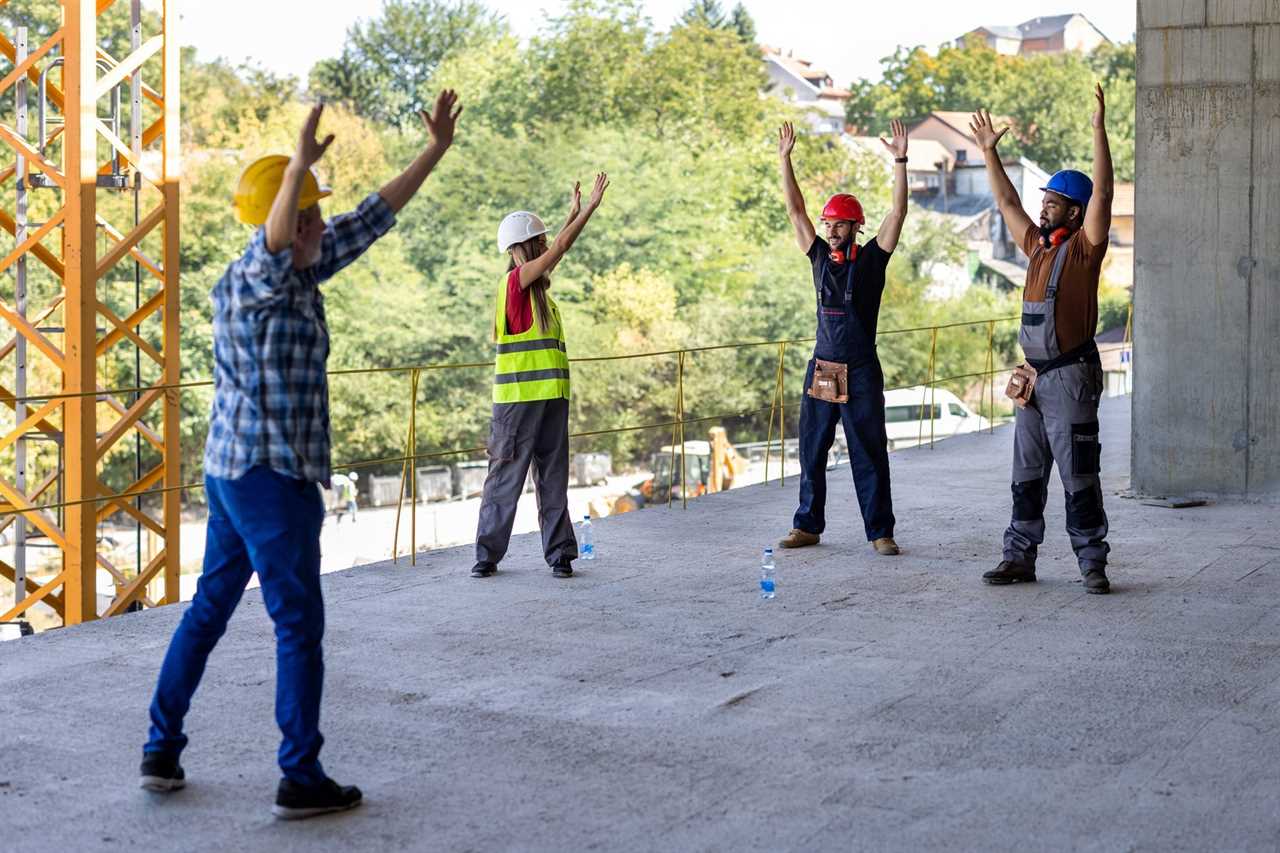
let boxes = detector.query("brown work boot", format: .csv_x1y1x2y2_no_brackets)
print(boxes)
872,537,900,556
778,528,819,549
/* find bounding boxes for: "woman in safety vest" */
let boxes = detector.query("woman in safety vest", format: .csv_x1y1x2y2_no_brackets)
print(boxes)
472,172,610,579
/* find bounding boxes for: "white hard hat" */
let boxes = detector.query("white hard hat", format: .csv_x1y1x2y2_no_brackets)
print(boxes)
348,471,359,481
497,211,547,253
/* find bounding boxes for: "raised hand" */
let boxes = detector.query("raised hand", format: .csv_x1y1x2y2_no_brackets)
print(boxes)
968,109,1009,152
1092,82,1106,129
567,181,582,220
296,102,335,168
420,89,463,149
588,171,609,209
880,118,908,159
778,121,797,159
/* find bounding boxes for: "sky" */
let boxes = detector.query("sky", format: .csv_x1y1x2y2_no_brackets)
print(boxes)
179,1,1137,89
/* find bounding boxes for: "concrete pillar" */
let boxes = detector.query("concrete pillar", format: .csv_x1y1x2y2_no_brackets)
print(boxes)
1134,1,1280,499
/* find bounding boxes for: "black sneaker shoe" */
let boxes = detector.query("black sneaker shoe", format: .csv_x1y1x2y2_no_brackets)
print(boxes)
471,561,497,578
272,777,363,821
552,559,573,579
1083,568,1111,594
982,560,1037,585
139,752,185,792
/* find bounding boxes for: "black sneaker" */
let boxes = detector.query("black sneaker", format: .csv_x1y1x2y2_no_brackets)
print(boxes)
139,752,185,792
272,777,363,820
1083,569,1111,594
982,560,1037,585
471,561,497,578
552,559,573,579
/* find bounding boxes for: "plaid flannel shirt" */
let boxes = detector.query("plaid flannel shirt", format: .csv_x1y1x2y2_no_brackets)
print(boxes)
203,192,396,485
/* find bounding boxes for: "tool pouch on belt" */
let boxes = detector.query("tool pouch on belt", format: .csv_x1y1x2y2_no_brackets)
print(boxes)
808,359,849,403
1005,363,1038,409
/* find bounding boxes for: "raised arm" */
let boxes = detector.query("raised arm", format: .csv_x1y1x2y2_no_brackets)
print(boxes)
778,121,817,252
1084,83,1114,247
377,89,462,214
874,119,909,253
970,109,1035,249
544,181,582,277
519,172,609,287
265,103,333,253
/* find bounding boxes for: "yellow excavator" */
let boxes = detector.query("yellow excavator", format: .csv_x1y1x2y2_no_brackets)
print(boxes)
593,427,748,517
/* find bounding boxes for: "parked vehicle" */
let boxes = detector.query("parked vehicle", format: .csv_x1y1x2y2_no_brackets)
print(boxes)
882,386,990,450
572,452,612,487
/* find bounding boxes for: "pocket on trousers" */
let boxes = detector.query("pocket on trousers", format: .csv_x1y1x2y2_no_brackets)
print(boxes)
487,426,517,462
1071,421,1101,476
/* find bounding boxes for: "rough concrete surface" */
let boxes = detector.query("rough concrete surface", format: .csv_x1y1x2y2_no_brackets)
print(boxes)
2,397,1279,852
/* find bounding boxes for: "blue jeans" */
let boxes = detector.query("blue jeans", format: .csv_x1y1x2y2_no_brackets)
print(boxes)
792,359,895,541
145,467,328,784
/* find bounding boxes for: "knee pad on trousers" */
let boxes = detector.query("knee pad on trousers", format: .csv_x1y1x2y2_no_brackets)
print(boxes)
1065,485,1106,530
1011,479,1045,521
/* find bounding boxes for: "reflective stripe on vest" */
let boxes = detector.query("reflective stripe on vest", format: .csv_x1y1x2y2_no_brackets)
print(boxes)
493,276,571,404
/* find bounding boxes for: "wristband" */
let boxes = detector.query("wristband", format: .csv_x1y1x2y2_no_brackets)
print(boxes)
894,157,908,163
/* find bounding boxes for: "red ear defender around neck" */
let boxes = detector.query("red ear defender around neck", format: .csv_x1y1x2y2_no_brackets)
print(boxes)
829,243,858,265
1042,227,1071,248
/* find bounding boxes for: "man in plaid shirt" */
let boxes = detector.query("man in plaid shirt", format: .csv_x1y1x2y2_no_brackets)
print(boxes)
141,91,462,820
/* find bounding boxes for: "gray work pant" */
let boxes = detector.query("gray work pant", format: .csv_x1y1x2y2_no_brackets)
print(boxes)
475,398,578,566
1002,362,1110,572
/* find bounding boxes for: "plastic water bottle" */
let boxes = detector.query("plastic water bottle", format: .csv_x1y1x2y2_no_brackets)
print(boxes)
760,548,776,599
580,515,595,560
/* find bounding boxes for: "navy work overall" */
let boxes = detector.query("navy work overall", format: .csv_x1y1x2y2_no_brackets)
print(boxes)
793,247,895,541
1003,241,1109,571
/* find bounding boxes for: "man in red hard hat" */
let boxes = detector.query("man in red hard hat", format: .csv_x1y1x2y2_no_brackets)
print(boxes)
775,119,910,557
970,84,1114,594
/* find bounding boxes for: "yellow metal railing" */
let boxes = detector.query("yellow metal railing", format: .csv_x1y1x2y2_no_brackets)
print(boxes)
0,315,1022,620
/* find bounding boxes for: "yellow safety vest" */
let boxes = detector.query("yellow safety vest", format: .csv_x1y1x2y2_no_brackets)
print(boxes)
493,275,571,404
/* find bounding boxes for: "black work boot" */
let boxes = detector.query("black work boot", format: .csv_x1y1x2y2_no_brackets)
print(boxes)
982,560,1037,585
552,558,573,578
471,561,497,578
272,777,363,820
1082,568,1111,594
139,751,185,792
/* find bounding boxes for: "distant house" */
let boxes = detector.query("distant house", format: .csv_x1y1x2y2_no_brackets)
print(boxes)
956,13,1111,55
845,136,954,193
1103,182,1134,287
907,111,1015,170
761,45,849,135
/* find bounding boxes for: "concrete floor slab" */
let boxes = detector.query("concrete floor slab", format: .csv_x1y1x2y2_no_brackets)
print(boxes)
2,397,1279,851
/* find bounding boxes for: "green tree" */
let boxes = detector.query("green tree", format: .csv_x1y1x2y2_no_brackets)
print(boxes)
729,3,757,46
309,0,505,129
681,0,726,29
845,41,1136,180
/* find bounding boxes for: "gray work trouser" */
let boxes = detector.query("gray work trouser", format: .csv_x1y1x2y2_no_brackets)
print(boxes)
475,398,578,566
1002,361,1110,572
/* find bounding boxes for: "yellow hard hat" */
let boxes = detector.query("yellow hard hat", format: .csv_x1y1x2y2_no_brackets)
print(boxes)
232,155,332,226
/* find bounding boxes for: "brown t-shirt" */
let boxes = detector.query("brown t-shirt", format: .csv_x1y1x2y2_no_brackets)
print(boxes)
1020,224,1107,354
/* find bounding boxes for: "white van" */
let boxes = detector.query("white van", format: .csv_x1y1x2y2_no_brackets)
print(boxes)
882,386,990,450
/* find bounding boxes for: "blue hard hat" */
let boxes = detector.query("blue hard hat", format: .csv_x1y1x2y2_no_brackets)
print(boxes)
1040,169,1093,209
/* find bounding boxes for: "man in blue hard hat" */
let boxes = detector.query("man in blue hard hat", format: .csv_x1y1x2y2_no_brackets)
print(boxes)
969,84,1115,594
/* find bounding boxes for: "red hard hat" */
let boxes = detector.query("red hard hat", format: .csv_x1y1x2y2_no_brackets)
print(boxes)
821,193,865,225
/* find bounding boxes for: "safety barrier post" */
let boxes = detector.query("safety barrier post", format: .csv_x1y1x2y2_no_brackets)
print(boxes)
667,352,681,509
765,345,781,484
678,351,688,510
410,368,420,566
986,320,996,434
778,342,788,486
391,369,417,564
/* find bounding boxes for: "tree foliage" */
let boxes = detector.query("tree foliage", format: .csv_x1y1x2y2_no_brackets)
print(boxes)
845,40,1137,180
